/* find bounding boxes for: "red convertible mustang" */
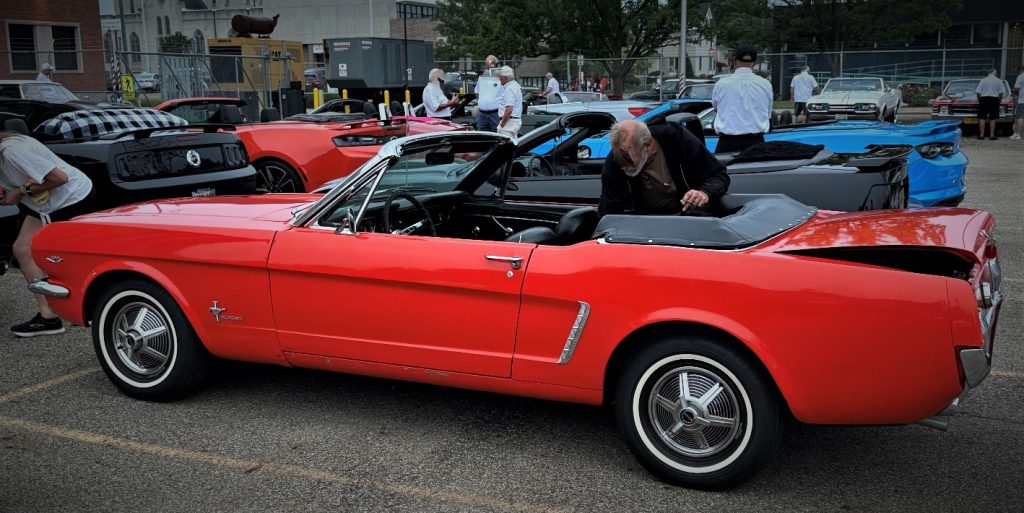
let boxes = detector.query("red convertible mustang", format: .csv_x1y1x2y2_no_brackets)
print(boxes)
29,132,1002,489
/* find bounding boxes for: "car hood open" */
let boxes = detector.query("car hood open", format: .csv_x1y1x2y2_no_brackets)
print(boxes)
760,208,994,264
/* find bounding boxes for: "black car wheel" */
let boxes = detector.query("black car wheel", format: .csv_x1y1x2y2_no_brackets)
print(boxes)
614,334,782,489
255,159,304,193
92,279,211,401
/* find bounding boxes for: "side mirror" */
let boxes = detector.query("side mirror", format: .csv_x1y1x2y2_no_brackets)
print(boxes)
426,151,456,165
336,207,358,235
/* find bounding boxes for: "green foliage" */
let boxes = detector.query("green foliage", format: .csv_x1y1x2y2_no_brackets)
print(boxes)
436,0,555,61
437,0,700,94
158,32,192,53
700,0,962,53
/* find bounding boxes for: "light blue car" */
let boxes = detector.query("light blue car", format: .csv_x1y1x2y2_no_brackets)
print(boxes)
555,99,967,207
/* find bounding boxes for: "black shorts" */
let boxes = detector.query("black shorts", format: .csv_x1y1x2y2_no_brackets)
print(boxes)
978,96,1001,120
18,189,97,223
794,102,808,117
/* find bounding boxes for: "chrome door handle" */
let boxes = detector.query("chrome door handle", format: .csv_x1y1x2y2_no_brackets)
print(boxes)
486,255,523,269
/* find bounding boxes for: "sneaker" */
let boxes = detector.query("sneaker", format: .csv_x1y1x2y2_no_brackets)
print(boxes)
1010,134,1022,140
11,313,65,337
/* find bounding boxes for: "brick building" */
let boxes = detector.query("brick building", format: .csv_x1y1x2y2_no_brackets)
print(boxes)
1,0,106,92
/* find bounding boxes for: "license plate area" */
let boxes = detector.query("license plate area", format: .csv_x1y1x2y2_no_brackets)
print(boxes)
964,118,978,125
192,188,216,197
834,114,848,120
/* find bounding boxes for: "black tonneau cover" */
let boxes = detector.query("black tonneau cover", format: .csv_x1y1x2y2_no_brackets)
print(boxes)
595,194,817,249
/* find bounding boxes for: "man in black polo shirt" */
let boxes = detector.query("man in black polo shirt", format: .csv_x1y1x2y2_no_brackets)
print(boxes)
599,120,730,216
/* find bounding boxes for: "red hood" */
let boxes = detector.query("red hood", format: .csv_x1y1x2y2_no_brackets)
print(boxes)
760,208,995,264
81,194,318,222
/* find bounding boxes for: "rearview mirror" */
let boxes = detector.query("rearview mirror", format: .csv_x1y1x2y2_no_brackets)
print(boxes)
425,151,455,165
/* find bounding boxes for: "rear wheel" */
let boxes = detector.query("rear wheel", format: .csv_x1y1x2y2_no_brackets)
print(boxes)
92,280,211,401
255,159,304,193
614,334,782,489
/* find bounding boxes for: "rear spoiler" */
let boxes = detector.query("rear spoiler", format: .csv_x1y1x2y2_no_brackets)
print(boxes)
123,123,236,140
847,144,913,170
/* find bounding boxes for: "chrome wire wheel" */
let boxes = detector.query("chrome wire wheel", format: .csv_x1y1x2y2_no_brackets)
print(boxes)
110,301,173,377
256,162,301,193
646,366,742,459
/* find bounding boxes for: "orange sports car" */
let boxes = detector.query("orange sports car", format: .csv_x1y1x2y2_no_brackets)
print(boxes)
155,97,466,193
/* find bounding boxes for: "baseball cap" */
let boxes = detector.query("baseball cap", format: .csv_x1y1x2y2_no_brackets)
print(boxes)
733,46,757,63
41,63,53,70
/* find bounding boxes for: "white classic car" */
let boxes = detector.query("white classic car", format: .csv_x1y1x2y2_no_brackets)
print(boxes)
806,77,901,122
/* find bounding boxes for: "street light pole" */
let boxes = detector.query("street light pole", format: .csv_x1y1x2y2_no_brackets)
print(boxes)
679,0,687,80
679,0,687,77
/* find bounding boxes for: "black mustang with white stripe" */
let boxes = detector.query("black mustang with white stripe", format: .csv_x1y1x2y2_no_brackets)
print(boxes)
0,99,257,274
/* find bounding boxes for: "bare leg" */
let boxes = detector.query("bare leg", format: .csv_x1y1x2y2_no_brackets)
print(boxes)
979,120,988,138
990,121,999,138
1015,118,1023,137
12,216,57,319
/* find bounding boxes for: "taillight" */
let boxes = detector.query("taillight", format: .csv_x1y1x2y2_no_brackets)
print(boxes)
627,107,651,117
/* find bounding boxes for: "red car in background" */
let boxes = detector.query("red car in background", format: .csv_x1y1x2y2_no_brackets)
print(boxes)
154,97,465,193
930,78,1016,132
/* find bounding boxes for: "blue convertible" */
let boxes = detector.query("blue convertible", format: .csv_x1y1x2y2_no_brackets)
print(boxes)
555,99,967,207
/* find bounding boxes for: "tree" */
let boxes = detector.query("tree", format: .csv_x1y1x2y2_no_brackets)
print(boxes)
436,0,700,95
699,0,962,55
436,0,555,63
158,32,192,53
547,0,691,94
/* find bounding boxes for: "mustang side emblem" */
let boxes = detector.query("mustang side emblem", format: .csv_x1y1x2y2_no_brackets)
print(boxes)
186,150,202,167
209,301,243,322
45,256,63,264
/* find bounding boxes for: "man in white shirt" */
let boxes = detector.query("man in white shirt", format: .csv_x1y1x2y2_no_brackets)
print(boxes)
975,68,1004,141
1011,65,1024,140
542,72,559,99
711,45,774,153
790,66,819,123
36,63,53,82
474,55,503,132
422,68,459,119
496,66,523,138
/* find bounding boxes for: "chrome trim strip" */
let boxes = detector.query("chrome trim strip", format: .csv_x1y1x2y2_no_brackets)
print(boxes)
959,348,990,388
28,279,70,298
556,301,591,365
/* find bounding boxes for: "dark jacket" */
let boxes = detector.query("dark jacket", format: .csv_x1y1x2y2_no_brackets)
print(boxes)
598,123,729,216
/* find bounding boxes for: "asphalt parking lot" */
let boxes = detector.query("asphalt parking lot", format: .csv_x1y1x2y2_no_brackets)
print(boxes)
1,137,1022,512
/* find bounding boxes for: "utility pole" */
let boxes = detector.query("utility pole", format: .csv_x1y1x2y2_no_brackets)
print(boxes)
679,0,687,80
118,0,128,62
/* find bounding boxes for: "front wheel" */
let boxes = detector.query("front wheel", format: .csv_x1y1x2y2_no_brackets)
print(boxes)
92,280,211,401
614,335,782,489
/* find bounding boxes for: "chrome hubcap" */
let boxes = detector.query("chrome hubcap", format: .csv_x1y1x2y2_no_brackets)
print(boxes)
647,366,742,458
111,302,172,376
256,164,298,193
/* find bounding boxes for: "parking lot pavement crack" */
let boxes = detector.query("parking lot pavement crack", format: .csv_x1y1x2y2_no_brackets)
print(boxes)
0,415,570,513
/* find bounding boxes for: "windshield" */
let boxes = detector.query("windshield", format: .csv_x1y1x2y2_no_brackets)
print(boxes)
823,79,882,93
319,139,501,227
561,92,602,103
944,79,1008,96
21,83,80,103
680,84,714,98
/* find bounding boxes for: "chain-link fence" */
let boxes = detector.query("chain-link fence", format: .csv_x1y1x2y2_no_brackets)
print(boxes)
438,45,1024,102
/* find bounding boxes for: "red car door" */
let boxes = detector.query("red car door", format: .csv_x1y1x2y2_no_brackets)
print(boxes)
268,228,533,378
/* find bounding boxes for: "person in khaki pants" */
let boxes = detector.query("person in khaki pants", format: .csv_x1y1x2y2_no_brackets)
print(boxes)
496,66,523,138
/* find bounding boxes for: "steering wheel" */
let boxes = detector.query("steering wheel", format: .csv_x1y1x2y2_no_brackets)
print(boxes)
382,191,437,236
526,154,555,177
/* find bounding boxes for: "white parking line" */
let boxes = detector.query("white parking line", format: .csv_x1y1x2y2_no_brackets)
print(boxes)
0,415,568,513
0,370,567,513
0,368,100,404
992,370,1024,379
